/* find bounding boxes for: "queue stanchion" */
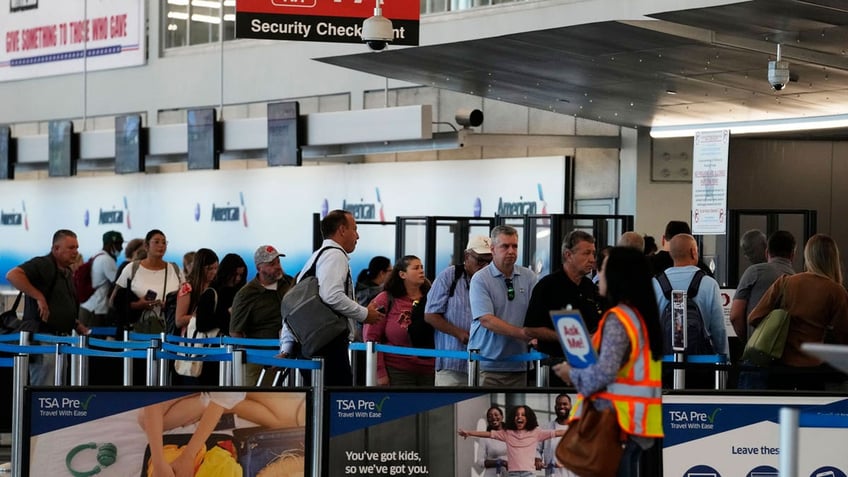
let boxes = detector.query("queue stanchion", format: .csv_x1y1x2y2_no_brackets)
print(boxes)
716,357,728,390
673,352,685,390
468,349,480,386
158,333,169,386
123,329,133,386
365,341,377,387
232,348,245,386
71,334,89,386
146,339,160,386
779,407,799,477
310,357,324,477
53,343,64,386
536,360,549,388
223,344,234,386
12,332,30,477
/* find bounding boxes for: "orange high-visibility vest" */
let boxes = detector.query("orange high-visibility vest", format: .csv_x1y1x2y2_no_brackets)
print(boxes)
571,304,664,438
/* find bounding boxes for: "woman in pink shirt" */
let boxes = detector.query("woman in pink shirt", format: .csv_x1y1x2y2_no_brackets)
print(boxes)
364,255,433,386
459,405,565,477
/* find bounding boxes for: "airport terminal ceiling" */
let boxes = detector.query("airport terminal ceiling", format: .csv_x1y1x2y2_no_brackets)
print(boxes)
319,0,848,134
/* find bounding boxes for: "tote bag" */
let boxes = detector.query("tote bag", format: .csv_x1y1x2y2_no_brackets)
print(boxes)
174,289,219,378
555,400,626,477
742,279,791,367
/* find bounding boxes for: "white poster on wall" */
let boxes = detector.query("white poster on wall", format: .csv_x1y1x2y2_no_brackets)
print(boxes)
691,129,729,235
0,0,145,82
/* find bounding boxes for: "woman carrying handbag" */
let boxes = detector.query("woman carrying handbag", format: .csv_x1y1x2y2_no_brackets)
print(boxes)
553,247,664,477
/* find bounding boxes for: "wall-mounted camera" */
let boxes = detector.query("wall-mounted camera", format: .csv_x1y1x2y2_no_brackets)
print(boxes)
361,0,393,51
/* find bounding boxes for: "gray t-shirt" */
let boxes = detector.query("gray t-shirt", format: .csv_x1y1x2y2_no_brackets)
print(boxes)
734,257,796,317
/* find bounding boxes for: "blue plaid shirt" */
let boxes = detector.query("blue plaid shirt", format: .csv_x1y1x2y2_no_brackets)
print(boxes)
425,265,472,373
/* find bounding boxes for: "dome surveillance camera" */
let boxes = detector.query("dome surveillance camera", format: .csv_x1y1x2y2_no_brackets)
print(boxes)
768,59,790,91
361,12,393,51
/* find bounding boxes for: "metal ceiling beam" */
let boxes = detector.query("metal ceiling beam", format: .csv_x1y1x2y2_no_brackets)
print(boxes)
300,130,621,158
621,19,848,70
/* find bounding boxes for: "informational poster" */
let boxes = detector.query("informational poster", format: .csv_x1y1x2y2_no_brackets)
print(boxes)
0,0,146,82
720,288,735,337
691,129,729,235
235,0,419,45
26,388,310,477
664,394,848,477
325,389,575,477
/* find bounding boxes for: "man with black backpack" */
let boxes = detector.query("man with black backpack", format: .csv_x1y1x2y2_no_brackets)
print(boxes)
424,235,492,386
652,234,728,388
77,231,123,327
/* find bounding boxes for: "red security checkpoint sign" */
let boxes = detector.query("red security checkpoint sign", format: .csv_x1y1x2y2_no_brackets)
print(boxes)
235,0,419,46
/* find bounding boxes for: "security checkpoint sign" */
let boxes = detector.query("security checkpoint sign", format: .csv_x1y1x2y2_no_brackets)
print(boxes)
235,0,419,46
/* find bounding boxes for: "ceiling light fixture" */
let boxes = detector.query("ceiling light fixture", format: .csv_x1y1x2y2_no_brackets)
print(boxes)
650,113,848,138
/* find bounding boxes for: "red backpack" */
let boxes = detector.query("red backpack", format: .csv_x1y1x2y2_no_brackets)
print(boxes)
73,252,105,303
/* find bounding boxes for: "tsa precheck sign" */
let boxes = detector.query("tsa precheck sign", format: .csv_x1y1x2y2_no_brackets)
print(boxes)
662,394,848,477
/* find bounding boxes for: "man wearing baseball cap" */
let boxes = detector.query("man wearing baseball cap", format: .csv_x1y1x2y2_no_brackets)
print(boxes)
79,230,124,327
424,235,493,386
230,244,293,386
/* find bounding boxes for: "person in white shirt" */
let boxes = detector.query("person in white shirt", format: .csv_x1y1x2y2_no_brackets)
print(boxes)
79,231,123,327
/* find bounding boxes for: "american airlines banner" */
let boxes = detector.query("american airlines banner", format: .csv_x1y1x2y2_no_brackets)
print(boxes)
0,0,145,82
235,0,419,45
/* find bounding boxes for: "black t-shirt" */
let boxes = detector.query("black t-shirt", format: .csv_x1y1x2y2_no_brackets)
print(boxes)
523,269,606,358
20,254,77,334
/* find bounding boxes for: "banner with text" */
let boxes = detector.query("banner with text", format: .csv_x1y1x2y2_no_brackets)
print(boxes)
664,394,848,477
691,129,729,235
0,0,145,82
235,0,419,45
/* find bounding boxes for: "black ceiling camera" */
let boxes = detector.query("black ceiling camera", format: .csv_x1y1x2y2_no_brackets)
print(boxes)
361,0,393,51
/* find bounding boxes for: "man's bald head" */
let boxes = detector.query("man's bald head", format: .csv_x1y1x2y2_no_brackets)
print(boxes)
669,234,698,266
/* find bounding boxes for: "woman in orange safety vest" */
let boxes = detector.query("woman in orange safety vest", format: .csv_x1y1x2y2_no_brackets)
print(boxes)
554,246,664,477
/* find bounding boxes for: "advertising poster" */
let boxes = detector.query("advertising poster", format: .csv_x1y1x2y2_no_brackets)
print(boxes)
326,389,576,477
0,155,566,286
27,388,310,476
663,394,848,477
0,0,146,82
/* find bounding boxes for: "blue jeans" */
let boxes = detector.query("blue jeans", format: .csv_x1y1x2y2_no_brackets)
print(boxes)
616,439,644,477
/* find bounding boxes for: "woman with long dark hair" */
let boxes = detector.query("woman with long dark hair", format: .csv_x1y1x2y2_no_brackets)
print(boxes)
363,255,433,386
174,248,219,385
355,256,392,306
209,253,248,334
553,246,663,477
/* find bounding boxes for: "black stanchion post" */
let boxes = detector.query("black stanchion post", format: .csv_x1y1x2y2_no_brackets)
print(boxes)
311,358,324,477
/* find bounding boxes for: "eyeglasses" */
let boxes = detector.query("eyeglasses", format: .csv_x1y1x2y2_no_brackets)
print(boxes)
469,253,492,267
505,278,515,301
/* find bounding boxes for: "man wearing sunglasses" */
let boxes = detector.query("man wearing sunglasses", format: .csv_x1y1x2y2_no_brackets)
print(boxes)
468,225,539,387
524,230,606,386
424,235,493,386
